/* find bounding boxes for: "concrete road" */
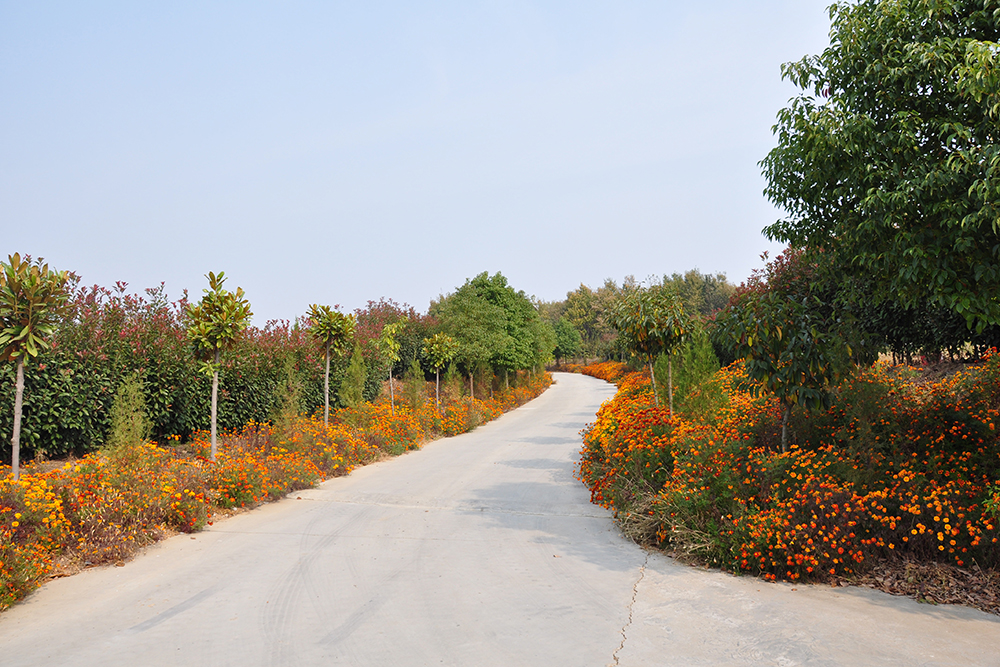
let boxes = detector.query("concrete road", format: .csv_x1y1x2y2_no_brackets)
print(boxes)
1,373,998,667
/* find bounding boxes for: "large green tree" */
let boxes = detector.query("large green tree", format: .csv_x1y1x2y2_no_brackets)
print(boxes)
432,284,508,399
467,272,551,379
553,317,583,365
431,272,553,397
0,254,71,480
762,0,1000,328
186,272,252,462
564,279,628,359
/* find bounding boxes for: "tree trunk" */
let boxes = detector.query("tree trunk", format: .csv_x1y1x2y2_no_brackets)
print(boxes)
211,349,220,462
435,369,441,414
649,361,659,408
469,372,474,400
668,356,674,417
505,369,509,391
11,357,25,481
781,401,792,453
324,342,331,425
389,366,395,416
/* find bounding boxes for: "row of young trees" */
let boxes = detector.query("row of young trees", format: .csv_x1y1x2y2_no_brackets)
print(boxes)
1,261,556,477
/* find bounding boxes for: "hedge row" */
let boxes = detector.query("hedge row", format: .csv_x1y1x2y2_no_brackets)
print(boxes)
0,284,331,460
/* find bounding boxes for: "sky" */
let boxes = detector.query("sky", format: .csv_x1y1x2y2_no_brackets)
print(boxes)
1,1,834,324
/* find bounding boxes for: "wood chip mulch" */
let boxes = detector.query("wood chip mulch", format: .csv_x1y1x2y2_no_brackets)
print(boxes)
844,559,1000,616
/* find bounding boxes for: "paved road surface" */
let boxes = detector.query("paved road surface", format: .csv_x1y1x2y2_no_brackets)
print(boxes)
1,373,998,666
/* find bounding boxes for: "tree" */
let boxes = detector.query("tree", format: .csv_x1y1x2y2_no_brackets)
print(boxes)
713,249,854,452
528,317,557,377
433,272,555,393
471,273,551,383
431,276,510,399
553,317,582,365
377,319,407,415
186,272,252,462
0,254,71,480
761,0,1000,329
307,304,355,425
422,333,459,413
608,285,689,414
564,279,628,359
351,299,428,402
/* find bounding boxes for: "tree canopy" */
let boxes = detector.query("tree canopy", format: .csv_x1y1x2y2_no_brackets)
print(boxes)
562,279,628,358
553,317,583,364
761,0,1000,329
431,272,553,384
0,254,71,364
659,270,735,319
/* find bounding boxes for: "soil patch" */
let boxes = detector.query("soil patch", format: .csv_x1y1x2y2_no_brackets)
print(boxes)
844,559,1000,616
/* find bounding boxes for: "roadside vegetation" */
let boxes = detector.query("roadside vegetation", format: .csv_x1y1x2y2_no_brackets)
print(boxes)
573,359,999,613
557,0,1000,614
0,263,554,610
3,0,997,618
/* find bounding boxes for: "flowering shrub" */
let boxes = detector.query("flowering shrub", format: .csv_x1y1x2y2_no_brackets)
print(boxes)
0,370,552,610
577,357,1000,583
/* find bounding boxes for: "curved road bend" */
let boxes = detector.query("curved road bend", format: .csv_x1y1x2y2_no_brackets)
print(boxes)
1,373,998,666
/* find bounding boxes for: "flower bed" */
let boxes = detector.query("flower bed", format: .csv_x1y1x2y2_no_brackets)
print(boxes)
576,358,1000,590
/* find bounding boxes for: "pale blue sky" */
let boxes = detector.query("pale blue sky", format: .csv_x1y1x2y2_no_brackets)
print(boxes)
1,1,833,323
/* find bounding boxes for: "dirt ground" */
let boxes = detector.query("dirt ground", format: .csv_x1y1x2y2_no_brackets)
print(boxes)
844,559,1000,616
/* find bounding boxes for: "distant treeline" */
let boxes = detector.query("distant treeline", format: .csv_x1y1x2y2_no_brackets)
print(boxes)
538,270,735,362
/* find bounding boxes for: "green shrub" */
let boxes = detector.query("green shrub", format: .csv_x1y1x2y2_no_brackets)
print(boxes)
403,358,426,409
105,372,151,452
339,346,366,409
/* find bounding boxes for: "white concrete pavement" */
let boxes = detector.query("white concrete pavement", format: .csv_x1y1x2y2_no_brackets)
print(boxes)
0,372,998,666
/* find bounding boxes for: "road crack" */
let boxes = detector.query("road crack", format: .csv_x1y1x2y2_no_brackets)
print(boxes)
611,551,648,666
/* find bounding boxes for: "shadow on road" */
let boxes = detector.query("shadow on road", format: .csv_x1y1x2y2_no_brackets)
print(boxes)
465,480,639,574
